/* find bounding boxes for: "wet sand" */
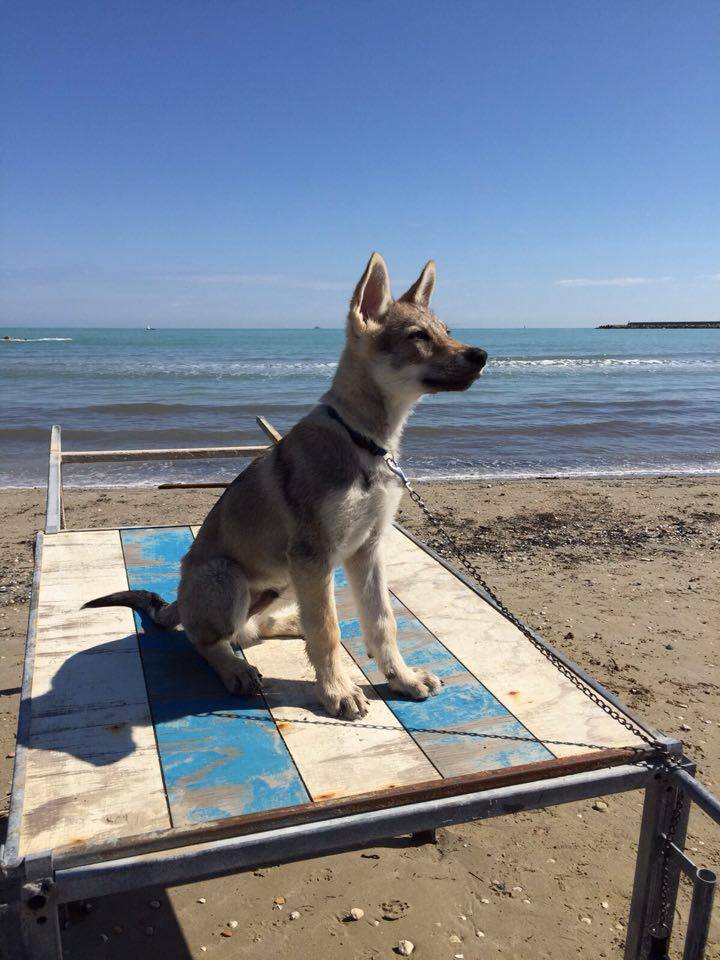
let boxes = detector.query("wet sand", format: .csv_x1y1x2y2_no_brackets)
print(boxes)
1,478,718,958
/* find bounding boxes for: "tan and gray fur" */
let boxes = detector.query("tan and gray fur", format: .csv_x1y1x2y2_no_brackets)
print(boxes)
84,254,487,719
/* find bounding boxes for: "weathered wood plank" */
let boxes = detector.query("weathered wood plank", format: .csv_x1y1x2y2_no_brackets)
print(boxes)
63,445,267,463
121,527,310,825
334,568,553,775
255,415,283,444
169,528,438,802
20,530,170,855
243,637,440,800
383,527,644,754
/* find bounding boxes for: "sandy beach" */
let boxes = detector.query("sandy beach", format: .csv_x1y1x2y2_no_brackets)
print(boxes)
1,477,718,959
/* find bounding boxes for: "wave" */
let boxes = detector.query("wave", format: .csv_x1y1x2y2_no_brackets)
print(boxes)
83,401,299,416
3,461,720,489
0,426,271,444
491,356,720,370
410,463,720,481
6,354,720,383
2,336,73,342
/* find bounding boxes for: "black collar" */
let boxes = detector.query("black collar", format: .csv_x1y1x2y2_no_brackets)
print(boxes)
325,405,388,457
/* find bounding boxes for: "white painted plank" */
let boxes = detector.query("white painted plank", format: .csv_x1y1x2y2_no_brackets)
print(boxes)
243,637,440,800
384,527,643,756
20,530,170,855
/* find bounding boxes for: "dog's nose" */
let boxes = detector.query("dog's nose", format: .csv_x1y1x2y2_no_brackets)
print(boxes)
464,347,487,368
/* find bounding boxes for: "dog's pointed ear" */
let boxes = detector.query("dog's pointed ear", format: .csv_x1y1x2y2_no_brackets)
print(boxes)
399,260,436,308
349,253,392,334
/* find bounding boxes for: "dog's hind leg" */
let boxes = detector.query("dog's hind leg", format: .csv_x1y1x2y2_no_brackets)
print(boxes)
345,537,441,700
289,547,368,719
178,557,262,696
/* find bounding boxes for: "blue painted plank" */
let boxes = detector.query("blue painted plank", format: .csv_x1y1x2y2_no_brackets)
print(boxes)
120,527,309,825
334,568,553,776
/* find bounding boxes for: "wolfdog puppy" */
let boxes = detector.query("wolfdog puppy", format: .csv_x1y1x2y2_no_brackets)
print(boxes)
84,254,487,719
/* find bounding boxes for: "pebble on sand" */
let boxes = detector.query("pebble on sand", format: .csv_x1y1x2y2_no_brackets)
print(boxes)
220,930,233,938
592,800,608,812
197,897,206,904
580,917,592,925
449,933,462,944
227,920,239,928
348,907,365,920
397,940,414,956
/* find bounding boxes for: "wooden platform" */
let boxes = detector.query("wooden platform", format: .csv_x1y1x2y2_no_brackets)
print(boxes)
16,524,650,859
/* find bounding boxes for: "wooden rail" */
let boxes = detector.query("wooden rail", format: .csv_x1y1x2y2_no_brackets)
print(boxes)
45,420,281,531
62,445,268,464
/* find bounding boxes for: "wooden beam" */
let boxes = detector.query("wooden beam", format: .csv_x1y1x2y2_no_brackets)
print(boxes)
62,445,268,464
45,425,63,533
255,415,283,444
158,482,230,490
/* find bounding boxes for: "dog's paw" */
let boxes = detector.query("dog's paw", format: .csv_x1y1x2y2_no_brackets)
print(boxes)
220,658,263,696
388,667,442,700
319,678,369,720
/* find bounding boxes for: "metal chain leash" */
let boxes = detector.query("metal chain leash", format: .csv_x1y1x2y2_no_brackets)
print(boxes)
384,454,663,753
205,709,627,753
659,783,686,929
384,454,690,935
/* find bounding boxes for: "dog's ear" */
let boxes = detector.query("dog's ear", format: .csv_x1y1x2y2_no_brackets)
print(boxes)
399,260,436,308
349,253,392,334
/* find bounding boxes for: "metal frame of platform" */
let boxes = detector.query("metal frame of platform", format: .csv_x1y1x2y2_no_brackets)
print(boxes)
1,423,718,960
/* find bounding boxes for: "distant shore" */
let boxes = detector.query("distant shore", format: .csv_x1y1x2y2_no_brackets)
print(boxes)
597,320,720,329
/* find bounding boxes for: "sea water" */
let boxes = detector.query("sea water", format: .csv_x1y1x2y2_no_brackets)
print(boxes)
1,327,719,486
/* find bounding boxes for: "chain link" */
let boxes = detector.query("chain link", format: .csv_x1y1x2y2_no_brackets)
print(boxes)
205,709,631,753
656,752,687,935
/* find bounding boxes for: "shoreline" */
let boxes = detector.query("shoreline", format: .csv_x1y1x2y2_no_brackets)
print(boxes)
4,464,720,492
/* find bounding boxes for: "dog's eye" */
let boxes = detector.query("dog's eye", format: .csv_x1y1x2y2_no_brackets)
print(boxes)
408,330,430,342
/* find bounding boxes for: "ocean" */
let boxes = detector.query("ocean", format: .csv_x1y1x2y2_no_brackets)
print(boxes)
1,327,719,487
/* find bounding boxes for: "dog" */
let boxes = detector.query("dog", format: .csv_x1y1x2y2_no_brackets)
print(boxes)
84,254,487,719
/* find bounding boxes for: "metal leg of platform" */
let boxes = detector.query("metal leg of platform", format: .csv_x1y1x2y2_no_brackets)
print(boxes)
14,854,63,960
624,769,692,960
411,829,437,845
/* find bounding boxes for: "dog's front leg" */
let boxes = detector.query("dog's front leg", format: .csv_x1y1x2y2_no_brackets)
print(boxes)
345,538,441,700
289,548,369,720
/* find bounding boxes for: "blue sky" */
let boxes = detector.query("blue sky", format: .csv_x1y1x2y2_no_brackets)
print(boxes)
1,1,718,327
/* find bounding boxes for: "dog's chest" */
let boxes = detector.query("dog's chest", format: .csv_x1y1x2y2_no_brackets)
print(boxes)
332,476,402,559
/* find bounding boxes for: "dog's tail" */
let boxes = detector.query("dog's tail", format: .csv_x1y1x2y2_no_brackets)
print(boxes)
82,590,180,629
